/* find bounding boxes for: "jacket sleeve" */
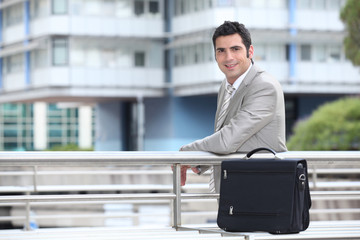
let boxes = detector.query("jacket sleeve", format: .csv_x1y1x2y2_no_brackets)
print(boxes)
180,79,278,154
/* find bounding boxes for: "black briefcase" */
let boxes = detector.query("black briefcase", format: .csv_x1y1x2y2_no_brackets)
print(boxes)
217,148,311,234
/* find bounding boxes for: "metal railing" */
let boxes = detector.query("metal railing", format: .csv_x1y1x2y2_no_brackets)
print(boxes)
0,151,360,232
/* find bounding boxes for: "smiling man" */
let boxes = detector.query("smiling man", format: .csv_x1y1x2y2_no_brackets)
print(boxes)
179,21,287,192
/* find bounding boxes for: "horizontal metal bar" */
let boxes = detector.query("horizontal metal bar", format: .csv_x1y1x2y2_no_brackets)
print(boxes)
310,209,360,214
0,151,359,167
0,193,176,203
308,169,360,174
2,168,360,177
0,170,173,176
1,191,358,205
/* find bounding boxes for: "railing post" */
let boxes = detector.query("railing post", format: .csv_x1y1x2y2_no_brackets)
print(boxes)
313,166,318,190
25,199,31,231
33,166,38,192
172,163,181,229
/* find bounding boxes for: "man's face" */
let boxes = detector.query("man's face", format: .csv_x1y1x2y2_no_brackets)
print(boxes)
215,33,253,85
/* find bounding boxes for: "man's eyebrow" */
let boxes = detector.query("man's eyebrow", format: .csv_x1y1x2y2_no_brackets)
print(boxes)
230,45,242,49
216,47,225,51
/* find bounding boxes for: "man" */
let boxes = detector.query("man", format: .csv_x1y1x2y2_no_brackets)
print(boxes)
179,21,287,192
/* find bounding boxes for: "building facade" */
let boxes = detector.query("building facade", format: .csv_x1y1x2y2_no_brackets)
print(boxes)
0,0,358,151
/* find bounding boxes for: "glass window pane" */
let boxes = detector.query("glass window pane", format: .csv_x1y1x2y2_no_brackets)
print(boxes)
313,0,325,9
52,38,68,65
300,45,311,61
298,0,311,9
116,0,132,17
84,0,101,15
103,0,116,16
217,0,234,7
327,0,340,9
254,44,266,61
102,49,116,67
86,48,101,67
117,49,131,67
328,46,341,62
149,1,159,14
52,0,68,14
314,45,326,62
252,0,266,8
134,52,145,67
134,0,145,16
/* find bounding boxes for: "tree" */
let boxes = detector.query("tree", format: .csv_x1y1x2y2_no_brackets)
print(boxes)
340,0,360,66
287,97,360,150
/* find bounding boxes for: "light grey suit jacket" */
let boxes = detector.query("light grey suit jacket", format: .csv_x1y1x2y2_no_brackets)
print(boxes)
180,64,287,192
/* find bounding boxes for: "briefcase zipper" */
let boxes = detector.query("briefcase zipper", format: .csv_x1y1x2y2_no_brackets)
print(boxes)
223,169,292,180
225,170,293,174
228,206,279,216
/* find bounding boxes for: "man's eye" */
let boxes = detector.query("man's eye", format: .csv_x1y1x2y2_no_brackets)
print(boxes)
217,49,224,53
232,47,240,51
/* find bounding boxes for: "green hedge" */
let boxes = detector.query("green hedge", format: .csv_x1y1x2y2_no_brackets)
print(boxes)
287,97,360,150
47,143,94,151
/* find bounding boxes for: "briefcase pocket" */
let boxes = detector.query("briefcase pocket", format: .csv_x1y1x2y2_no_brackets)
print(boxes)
218,205,285,232
228,207,280,217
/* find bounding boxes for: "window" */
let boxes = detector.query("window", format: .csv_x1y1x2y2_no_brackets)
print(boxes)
298,0,311,9
4,4,22,27
217,0,234,7
86,48,101,67
116,0,132,17
102,49,116,68
52,0,68,14
31,0,49,19
300,45,311,61
327,0,341,10
5,54,23,74
117,49,132,68
149,1,159,14
84,0,101,15
252,0,266,8
134,52,146,67
32,49,48,69
134,0,145,16
52,38,68,66
253,44,266,61
268,0,286,8
102,0,116,16
328,46,341,62
314,45,326,62
313,0,325,9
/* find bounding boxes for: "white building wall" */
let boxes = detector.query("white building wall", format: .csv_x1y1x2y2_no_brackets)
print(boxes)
33,102,47,150
78,106,93,149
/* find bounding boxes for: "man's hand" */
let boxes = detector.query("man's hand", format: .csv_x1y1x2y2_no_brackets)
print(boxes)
179,165,201,186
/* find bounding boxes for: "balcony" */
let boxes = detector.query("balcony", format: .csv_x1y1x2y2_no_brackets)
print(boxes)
0,67,165,103
2,15,165,46
172,61,360,96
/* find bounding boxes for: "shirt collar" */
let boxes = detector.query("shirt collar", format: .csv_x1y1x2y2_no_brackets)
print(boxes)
226,63,253,95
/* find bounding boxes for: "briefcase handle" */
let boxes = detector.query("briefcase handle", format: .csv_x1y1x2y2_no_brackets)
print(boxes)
245,147,280,159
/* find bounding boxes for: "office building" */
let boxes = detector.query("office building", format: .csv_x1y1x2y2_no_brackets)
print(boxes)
0,0,358,151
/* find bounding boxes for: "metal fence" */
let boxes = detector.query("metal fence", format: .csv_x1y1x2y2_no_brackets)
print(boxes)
0,151,359,234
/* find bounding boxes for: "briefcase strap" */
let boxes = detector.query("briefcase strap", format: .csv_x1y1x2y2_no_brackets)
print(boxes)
245,147,281,160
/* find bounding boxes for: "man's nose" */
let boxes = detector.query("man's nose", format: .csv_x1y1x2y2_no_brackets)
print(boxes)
224,50,234,60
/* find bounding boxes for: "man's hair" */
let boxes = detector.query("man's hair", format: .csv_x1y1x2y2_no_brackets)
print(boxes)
212,21,252,58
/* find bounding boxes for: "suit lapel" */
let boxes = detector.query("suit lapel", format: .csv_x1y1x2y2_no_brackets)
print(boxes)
214,79,227,131
223,65,262,124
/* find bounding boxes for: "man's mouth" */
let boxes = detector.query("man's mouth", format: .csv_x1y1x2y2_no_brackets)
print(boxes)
225,63,237,69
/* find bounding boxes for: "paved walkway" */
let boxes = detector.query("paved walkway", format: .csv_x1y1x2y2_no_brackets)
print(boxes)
1,221,360,240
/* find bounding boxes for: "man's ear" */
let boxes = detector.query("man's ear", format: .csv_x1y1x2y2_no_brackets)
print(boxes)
248,45,254,59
